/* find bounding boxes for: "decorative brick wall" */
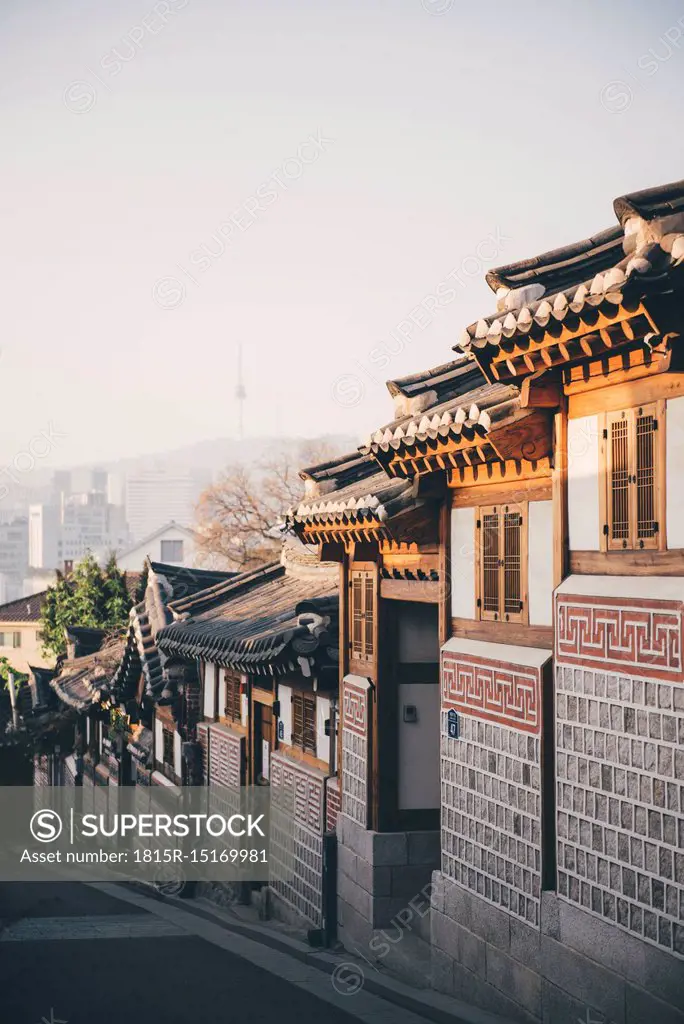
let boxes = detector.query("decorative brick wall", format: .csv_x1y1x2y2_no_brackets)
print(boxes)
208,723,244,789
556,581,684,957
557,593,682,680
325,775,340,832
270,752,326,926
33,755,49,786
440,639,551,928
341,675,371,828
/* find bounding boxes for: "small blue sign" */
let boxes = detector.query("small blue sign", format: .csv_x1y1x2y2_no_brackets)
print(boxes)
447,709,459,739
278,720,285,740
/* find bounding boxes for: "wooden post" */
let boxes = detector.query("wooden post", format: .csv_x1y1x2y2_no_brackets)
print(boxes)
336,557,347,789
438,499,450,647
552,398,569,589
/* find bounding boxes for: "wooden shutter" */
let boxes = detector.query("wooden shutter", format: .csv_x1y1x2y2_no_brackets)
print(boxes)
292,693,304,747
224,672,242,723
606,410,631,550
480,509,500,620
478,504,526,622
350,568,374,663
303,694,316,754
604,404,660,551
292,692,316,754
503,509,523,617
635,406,658,549
351,574,364,659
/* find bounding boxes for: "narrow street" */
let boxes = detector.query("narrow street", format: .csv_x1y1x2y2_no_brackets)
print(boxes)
0,882,437,1024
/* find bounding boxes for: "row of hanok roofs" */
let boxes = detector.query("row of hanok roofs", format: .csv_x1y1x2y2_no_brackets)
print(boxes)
17,178,684,1023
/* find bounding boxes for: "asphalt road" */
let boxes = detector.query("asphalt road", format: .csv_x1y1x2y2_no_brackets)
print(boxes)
0,882,366,1024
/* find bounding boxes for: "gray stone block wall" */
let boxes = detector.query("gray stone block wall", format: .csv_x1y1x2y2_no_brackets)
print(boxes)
441,710,542,928
337,812,439,967
431,871,684,1024
555,664,684,956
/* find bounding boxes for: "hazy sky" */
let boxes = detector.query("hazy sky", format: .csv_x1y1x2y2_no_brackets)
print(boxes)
2,0,684,473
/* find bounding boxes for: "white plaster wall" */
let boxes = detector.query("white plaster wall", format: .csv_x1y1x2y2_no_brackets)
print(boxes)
240,674,249,727
667,396,684,548
528,500,554,626
567,414,600,551
279,683,293,745
174,731,182,777
203,661,216,719
316,695,331,766
396,603,439,662
217,667,225,714
154,717,163,764
398,682,440,810
451,507,476,618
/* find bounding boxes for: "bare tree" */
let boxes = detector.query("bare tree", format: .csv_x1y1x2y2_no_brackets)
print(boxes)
195,441,340,571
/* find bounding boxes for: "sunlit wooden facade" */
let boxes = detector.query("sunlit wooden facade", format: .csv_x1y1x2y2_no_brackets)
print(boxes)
290,178,684,1022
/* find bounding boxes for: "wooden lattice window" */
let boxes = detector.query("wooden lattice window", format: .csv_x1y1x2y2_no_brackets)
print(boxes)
603,404,662,551
223,671,242,724
292,691,316,755
350,567,375,663
477,503,526,622
162,727,174,769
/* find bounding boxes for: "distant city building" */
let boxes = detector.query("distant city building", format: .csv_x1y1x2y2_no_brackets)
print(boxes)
0,517,29,603
28,504,60,571
117,522,198,571
125,471,196,542
29,476,131,571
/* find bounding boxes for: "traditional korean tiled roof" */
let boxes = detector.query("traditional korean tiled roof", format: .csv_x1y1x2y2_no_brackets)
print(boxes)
0,591,46,623
457,179,684,377
290,453,417,532
27,665,56,712
359,379,550,475
111,560,236,702
157,555,338,677
51,634,125,712
386,357,485,411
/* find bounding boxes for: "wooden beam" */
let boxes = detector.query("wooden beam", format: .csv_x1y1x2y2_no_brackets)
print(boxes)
448,457,552,489
520,375,562,409
451,616,553,650
380,579,441,603
451,476,552,508
569,548,684,576
568,370,684,419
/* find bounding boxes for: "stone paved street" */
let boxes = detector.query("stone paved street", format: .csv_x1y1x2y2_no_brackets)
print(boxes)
0,881,442,1024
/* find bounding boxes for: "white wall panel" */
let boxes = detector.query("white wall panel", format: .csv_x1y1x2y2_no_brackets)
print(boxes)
568,414,600,551
667,396,684,548
451,507,476,619
528,500,554,626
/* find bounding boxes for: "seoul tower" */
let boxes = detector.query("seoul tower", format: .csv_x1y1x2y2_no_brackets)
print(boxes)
235,343,247,439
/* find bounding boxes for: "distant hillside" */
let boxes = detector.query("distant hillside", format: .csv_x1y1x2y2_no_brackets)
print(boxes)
93,433,359,479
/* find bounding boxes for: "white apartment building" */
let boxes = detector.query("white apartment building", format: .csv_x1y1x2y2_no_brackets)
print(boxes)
124,471,196,542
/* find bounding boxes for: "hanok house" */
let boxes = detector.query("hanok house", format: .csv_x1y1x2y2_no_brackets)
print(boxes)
434,181,684,1022
292,178,684,1023
45,628,125,788
0,590,53,675
155,539,339,929
286,358,534,983
108,559,236,788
